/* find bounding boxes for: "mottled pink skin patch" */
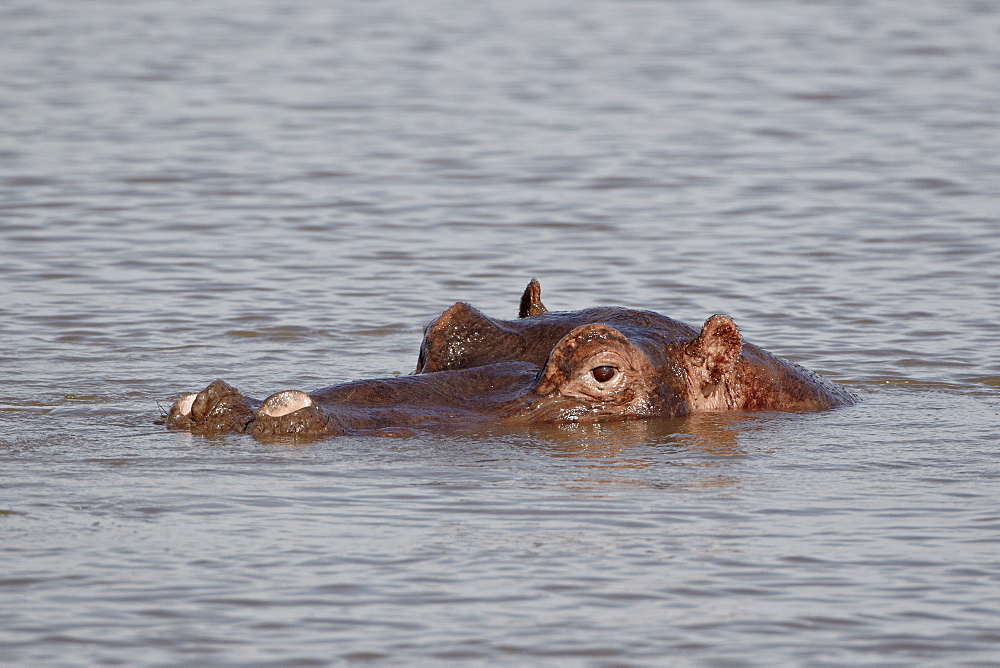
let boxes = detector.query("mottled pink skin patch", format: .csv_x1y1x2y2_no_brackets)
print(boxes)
259,390,314,417
175,393,197,417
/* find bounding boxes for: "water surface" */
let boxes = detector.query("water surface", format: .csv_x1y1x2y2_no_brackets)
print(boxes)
2,1,999,664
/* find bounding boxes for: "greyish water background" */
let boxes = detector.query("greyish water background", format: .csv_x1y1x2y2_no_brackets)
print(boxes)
1,0,999,665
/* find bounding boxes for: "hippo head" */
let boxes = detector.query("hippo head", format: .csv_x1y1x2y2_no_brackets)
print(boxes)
166,280,853,439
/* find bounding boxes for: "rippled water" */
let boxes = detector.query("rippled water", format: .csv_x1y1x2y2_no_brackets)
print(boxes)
2,0,999,664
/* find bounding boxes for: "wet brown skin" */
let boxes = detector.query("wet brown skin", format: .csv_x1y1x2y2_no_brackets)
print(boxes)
166,280,856,439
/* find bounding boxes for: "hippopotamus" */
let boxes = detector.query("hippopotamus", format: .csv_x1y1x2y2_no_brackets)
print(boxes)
166,280,855,439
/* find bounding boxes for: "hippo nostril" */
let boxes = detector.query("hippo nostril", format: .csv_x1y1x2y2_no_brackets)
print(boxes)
259,390,314,417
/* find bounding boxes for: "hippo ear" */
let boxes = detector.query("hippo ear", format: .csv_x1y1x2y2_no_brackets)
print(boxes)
684,315,742,388
518,278,547,318
535,324,652,402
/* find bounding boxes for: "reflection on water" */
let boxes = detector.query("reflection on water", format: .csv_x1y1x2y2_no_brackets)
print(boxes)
2,0,999,664
526,413,743,461
462,412,803,496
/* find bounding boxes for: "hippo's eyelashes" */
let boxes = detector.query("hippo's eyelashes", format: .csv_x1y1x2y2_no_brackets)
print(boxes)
591,365,617,383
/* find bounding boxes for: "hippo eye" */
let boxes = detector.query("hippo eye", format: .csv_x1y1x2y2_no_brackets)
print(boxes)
591,365,617,383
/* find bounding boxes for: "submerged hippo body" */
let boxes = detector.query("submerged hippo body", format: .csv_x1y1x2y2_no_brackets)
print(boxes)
166,280,855,439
